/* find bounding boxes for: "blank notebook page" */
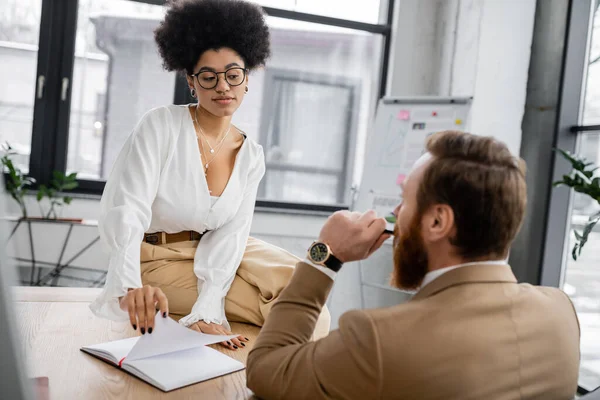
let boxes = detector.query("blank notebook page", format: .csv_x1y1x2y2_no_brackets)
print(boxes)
126,345,244,391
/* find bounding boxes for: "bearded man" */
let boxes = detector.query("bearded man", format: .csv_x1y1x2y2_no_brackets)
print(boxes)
246,130,580,400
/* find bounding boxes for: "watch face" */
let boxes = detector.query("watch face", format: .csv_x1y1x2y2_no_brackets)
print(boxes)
310,243,329,263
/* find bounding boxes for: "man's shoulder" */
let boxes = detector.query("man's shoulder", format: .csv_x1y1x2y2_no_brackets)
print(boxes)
516,283,575,308
516,283,579,322
337,283,578,336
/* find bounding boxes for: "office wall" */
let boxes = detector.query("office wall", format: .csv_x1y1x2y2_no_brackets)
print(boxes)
3,0,538,329
388,0,536,155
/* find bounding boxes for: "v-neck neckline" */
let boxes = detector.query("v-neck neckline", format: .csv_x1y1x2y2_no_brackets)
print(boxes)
184,104,247,204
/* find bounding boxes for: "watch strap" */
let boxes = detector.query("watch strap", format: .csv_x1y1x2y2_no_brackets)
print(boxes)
324,253,343,272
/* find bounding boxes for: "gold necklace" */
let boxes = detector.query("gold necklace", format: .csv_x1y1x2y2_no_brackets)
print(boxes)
191,106,231,175
197,139,212,194
199,132,229,173
193,105,231,154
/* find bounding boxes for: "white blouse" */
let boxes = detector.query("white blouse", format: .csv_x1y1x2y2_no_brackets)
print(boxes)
90,104,265,329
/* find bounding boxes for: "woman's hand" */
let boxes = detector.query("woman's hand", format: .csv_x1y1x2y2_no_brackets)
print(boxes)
119,285,169,335
189,321,249,350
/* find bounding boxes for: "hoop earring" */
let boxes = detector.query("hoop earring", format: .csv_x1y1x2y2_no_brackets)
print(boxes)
190,88,196,98
244,86,249,94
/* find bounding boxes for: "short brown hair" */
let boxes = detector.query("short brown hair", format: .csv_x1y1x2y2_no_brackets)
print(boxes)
417,131,527,259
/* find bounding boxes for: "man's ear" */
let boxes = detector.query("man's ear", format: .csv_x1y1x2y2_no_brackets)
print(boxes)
421,204,454,242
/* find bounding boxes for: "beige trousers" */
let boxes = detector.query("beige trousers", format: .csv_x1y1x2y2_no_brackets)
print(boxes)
140,236,330,340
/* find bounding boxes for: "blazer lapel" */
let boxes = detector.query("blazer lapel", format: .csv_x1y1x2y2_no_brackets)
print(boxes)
412,264,518,301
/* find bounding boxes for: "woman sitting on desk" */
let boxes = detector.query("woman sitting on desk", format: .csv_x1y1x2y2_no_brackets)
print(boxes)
90,0,330,350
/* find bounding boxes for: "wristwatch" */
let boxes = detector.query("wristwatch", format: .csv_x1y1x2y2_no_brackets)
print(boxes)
307,241,343,272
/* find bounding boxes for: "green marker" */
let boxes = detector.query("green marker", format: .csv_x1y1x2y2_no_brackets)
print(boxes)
384,213,396,234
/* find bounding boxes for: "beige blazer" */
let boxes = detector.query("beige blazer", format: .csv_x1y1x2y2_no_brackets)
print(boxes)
247,262,580,400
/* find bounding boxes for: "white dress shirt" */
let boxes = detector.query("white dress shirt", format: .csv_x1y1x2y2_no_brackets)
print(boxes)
420,260,508,290
89,104,265,329
303,258,338,280
304,257,508,290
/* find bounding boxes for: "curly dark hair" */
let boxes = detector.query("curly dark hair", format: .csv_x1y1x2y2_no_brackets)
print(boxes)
154,0,271,75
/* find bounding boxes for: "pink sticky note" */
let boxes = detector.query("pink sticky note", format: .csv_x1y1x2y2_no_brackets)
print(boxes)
396,174,406,186
397,110,410,120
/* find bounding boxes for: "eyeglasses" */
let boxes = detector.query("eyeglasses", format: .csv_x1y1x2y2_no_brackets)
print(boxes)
190,67,247,90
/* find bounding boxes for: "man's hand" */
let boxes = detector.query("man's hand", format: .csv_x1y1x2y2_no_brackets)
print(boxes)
318,210,390,263
119,285,168,334
189,321,249,350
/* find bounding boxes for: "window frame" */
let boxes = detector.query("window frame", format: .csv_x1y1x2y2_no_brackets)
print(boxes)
17,0,395,214
541,0,596,288
256,68,361,205
536,0,599,394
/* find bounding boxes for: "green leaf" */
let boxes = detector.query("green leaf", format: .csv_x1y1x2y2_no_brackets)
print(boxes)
67,172,78,180
555,148,577,164
63,197,72,205
52,170,64,180
62,182,78,190
36,190,44,201
583,219,598,236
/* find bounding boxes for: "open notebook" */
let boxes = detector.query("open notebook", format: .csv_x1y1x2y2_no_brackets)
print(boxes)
81,313,244,392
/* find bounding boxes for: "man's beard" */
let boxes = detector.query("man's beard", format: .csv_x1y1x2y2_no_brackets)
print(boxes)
391,214,429,290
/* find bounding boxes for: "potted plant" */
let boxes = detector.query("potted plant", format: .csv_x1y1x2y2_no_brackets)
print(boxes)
1,144,98,287
0,143,35,219
554,149,600,260
1,142,81,222
36,171,80,221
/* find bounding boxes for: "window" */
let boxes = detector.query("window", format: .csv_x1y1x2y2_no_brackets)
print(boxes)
260,73,355,204
555,1,600,392
232,18,383,207
0,0,43,173
66,0,174,180
561,131,600,392
3,0,393,213
257,70,358,205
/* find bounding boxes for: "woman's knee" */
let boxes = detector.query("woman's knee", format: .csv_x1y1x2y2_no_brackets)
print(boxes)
146,281,197,316
245,237,301,267
140,260,198,316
